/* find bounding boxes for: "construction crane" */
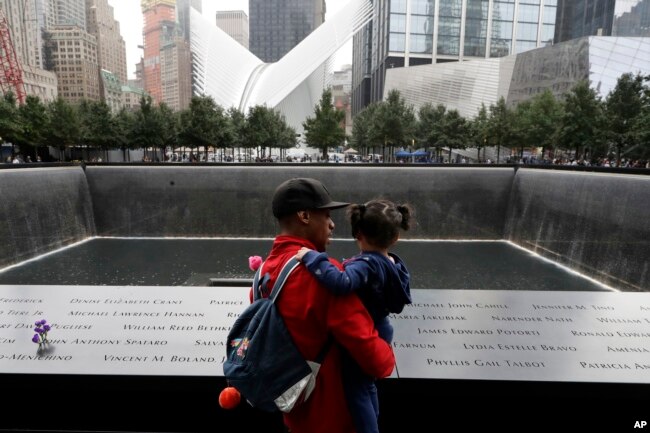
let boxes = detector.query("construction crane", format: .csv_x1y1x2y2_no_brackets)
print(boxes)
0,7,26,104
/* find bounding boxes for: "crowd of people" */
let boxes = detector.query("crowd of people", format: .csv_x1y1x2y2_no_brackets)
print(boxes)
4,154,41,163
3,152,649,168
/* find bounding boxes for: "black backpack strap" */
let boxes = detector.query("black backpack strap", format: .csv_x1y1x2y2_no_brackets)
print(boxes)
268,257,301,303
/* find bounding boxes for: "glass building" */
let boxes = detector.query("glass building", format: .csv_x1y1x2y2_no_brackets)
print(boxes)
352,0,558,115
249,0,325,63
555,0,650,43
382,36,650,118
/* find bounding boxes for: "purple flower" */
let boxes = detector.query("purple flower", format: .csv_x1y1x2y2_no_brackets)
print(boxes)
34,321,42,327
43,324,51,332
39,319,47,325
34,327,44,334
32,334,40,343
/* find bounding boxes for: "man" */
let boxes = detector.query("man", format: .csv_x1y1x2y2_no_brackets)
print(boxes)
261,177,395,433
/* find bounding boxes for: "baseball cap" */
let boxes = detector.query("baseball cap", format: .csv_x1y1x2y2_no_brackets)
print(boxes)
272,178,349,219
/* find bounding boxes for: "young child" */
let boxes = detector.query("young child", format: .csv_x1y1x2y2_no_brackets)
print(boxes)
295,199,413,433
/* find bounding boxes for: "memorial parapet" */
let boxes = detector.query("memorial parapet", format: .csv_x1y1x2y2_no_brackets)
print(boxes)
0,285,648,383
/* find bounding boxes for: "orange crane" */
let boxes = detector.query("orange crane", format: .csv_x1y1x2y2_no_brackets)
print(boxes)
0,7,26,104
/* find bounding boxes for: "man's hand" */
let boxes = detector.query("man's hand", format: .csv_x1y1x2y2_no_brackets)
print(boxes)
294,247,312,261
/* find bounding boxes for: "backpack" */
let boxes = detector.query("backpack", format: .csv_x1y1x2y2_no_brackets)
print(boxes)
223,257,330,413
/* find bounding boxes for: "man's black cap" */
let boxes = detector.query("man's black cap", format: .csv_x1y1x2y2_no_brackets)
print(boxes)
272,178,349,219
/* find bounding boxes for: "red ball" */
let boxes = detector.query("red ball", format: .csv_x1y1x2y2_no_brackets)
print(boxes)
219,386,241,409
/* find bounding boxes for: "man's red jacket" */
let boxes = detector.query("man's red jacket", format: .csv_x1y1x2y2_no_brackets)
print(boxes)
254,235,395,433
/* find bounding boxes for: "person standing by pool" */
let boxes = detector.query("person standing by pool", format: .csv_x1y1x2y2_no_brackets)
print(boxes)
259,178,396,433
295,198,413,433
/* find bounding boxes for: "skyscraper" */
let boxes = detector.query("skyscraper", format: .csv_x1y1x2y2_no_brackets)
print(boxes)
141,0,176,103
249,0,325,62
85,0,127,84
216,10,249,49
555,0,650,43
48,0,86,28
47,25,100,102
176,0,201,41
0,0,42,67
352,0,558,115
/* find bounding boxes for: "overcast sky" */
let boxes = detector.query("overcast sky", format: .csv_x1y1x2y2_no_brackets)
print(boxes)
107,0,351,79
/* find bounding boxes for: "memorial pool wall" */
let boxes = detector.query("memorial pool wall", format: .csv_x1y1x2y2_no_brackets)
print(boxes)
1,164,648,290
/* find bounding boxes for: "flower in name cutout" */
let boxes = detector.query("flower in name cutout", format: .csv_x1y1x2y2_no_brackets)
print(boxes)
32,319,50,347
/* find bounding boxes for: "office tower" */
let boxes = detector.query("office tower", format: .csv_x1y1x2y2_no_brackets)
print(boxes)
0,0,41,67
352,0,558,115
85,0,127,84
48,0,86,28
555,0,650,43
160,24,191,110
176,0,201,41
47,25,100,102
249,0,325,62
216,10,249,49
141,0,176,103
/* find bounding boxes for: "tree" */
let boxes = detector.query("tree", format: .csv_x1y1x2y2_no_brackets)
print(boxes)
45,98,80,161
631,76,650,160
227,107,247,161
517,90,563,161
555,80,604,162
115,107,135,161
350,103,378,155
178,96,226,160
371,90,416,161
438,109,468,162
487,97,515,163
131,96,165,158
158,103,179,161
416,103,446,160
18,95,48,159
468,104,490,162
302,88,345,159
604,73,646,166
80,100,118,160
245,105,294,159
0,92,22,158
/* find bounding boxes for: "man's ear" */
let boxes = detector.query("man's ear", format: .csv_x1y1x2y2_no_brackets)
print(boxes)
296,210,310,223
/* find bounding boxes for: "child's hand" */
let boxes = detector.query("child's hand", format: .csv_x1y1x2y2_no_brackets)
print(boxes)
295,247,312,261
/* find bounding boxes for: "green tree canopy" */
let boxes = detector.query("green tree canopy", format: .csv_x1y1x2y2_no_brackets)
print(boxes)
416,103,447,151
487,97,515,163
555,80,604,161
468,103,490,161
0,93,22,155
371,90,416,154
18,95,48,157
604,73,646,165
350,103,378,151
302,88,346,159
45,97,80,161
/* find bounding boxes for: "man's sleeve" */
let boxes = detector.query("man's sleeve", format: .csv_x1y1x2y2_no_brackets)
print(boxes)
326,292,395,379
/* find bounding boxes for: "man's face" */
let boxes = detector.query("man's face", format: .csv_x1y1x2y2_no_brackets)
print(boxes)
305,209,334,252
